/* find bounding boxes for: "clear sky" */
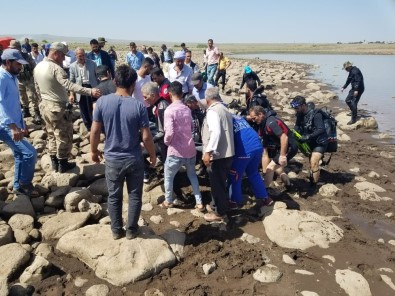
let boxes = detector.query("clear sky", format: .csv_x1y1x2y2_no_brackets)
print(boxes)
3,0,395,43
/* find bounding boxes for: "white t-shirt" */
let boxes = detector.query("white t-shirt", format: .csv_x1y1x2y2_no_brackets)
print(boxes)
132,74,151,107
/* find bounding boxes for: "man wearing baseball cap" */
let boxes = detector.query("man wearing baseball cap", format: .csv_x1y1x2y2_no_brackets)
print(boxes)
0,49,39,197
34,42,102,173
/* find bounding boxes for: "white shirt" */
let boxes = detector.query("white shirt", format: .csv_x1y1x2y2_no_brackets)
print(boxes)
168,64,193,94
63,50,76,69
132,74,151,107
205,109,221,154
30,52,44,65
185,62,199,73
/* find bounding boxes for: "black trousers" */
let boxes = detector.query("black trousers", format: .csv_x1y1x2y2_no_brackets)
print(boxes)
215,69,226,89
345,89,364,121
79,83,93,131
207,157,233,216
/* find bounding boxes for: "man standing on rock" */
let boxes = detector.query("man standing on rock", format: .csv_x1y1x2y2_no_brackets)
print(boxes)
341,61,365,125
206,39,220,86
0,49,39,197
90,65,156,240
34,42,102,173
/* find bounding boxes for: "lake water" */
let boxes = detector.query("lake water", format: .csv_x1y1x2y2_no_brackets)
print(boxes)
232,53,395,137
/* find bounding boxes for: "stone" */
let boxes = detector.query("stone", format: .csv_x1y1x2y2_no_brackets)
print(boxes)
8,214,34,233
40,154,53,173
8,283,35,296
0,278,7,296
322,255,336,263
380,274,395,291
169,221,180,228
358,191,392,202
2,195,35,217
141,203,153,212
34,243,53,259
253,264,282,283
78,163,105,181
166,208,185,215
0,187,8,201
56,224,176,286
78,199,90,212
46,186,70,208
150,215,164,224
282,254,296,265
85,284,110,296
74,276,88,287
31,196,45,213
13,229,31,244
144,288,165,296
368,171,380,179
378,238,385,244
301,292,320,296
64,188,94,212
202,262,216,275
319,184,340,197
378,267,393,273
0,224,13,246
87,203,103,222
354,181,386,193
41,212,91,240
240,233,261,244
335,269,372,296
0,148,13,163
380,151,395,159
161,229,186,260
388,240,395,246
41,171,79,188
306,82,321,90
29,228,41,241
295,269,314,275
88,178,108,196
262,202,343,250
0,243,30,281
385,212,393,218
19,255,51,284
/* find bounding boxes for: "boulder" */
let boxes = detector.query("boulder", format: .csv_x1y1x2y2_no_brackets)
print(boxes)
0,243,30,281
40,154,53,173
0,148,14,163
77,163,105,181
0,187,8,201
319,184,341,197
0,223,13,246
56,224,176,286
335,269,372,296
41,171,79,188
46,186,71,208
19,255,52,284
88,179,108,196
253,264,283,283
34,243,54,259
161,229,186,260
41,212,90,240
13,229,31,244
263,202,343,250
2,195,35,217
85,284,110,296
8,214,34,233
64,188,94,212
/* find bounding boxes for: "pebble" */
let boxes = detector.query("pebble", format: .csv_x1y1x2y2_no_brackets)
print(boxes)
167,208,185,215
141,203,153,212
295,269,315,275
169,220,180,228
350,167,360,173
240,233,261,244
150,215,163,225
322,255,336,263
385,212,394,218
378,238,385,244
282,254,296,265
203,262,216,275
388,240,395,246
378,267,393,273
74,276,88,287
380,274,395,291
301,292,320,296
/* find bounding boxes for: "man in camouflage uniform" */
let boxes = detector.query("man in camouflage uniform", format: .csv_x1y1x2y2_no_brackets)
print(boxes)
9,40,42,124
34,42,102,173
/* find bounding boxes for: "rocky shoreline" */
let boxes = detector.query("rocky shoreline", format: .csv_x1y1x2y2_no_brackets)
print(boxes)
0,52,394,296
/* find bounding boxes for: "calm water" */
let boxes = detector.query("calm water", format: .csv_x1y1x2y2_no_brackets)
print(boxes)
232,53,395,137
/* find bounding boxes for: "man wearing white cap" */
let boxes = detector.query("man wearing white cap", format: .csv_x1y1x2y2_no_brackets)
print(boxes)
34,42,102,173
0,49,39,197
167,51,193,96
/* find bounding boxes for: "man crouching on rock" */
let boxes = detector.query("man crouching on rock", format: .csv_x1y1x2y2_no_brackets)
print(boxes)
90,65,156,240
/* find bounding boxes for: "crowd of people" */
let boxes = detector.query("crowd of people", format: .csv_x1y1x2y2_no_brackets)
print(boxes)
0,37,364,240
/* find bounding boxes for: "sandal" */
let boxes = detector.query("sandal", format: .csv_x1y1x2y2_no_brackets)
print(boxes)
160,201,173,209
15,183,40,198
195,204,206,212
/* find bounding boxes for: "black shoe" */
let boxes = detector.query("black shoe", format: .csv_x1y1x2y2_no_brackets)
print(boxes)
58,159,76,173
23,108,32,118
308,183,319,196
32,111,42,125
50,155,59,172
347,120,356,125
112,229,125,240
126,229,141,240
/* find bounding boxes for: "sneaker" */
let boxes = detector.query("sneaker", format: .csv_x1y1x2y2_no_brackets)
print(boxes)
143,171,149,183
204,212,226,222
262,197,274,207
228,200,242,210
126,229,141,240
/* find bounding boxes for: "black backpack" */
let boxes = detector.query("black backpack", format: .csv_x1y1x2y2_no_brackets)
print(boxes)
318,108,338,153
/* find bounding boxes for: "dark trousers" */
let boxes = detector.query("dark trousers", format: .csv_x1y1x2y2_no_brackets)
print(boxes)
105,156,144,234
79,84,93,131
207,156,233,216
345,89,364,121
215,69,226,89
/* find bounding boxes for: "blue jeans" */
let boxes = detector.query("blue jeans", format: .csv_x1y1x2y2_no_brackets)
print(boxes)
0,127,37,190
207,64,218,85
164,155,202,204
105,156,144,234
228,149,268,204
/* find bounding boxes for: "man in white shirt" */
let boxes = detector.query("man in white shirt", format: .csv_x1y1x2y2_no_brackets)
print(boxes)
206,39,220,85
167,51,193,97
133,57,154,108
185,50,199,73
29,43,44,65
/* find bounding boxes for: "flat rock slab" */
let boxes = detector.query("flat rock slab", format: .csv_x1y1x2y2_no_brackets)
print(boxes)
335,269,372,296
0,243,30,281
263,202,343,250
41,212,90,240
56,224,176,286
2,195,35,217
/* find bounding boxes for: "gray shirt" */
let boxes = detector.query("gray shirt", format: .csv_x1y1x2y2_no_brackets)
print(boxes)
93,94,149,160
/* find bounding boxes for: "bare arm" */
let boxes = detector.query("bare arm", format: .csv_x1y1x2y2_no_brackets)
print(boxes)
90,121,103,163
141,127,157,167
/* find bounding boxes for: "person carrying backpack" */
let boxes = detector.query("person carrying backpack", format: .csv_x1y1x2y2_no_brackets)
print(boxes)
290,96,329,195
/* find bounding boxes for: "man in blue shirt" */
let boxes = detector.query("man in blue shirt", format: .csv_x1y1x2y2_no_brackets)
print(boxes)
90,64,156,240
0,49,38,197
125,42,144,71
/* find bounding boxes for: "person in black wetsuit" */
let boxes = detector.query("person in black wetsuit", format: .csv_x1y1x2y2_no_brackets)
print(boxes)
341,61,365,125
290,96,329,194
